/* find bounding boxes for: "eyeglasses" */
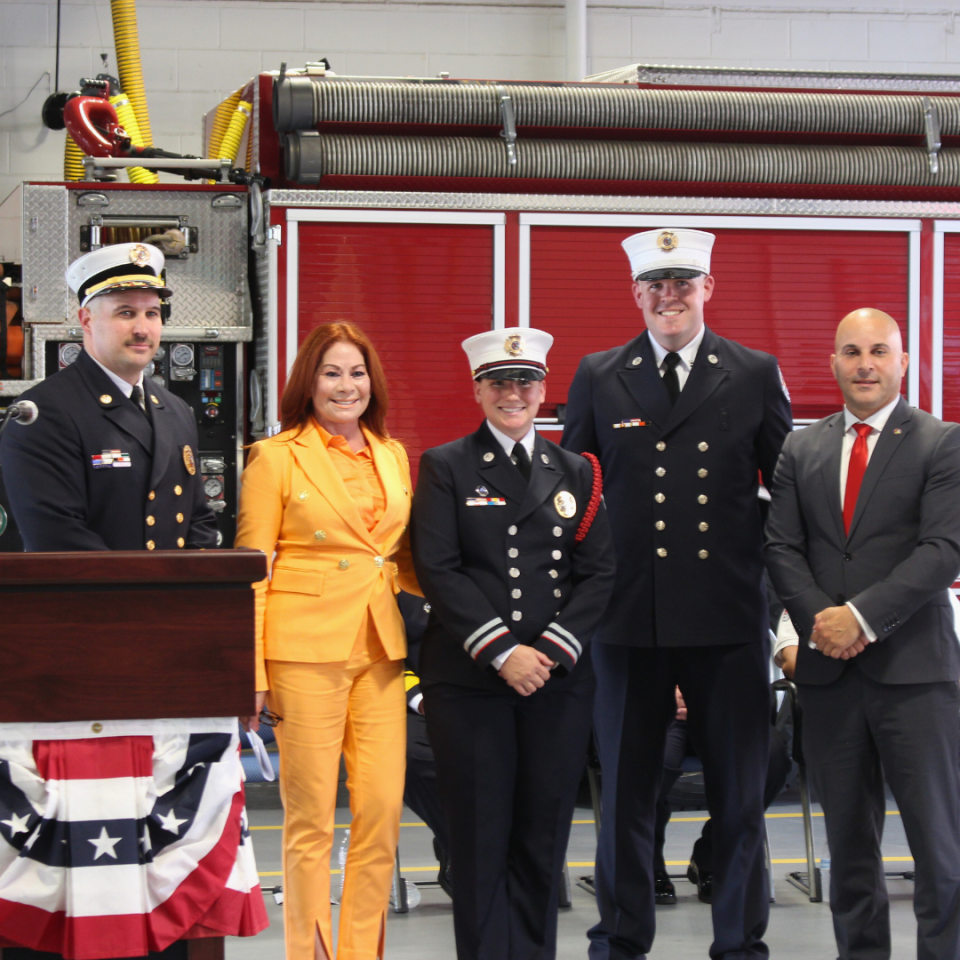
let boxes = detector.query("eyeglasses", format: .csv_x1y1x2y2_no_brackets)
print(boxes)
258,708,283,727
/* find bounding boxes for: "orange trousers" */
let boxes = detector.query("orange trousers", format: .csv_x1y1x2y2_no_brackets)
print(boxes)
268,656,406,960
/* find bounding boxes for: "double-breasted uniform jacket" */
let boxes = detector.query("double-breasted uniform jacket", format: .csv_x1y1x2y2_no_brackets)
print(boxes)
562,326,793,647
411,422,616,691
234,419,419,690
0,348,217,553
765,397,960,686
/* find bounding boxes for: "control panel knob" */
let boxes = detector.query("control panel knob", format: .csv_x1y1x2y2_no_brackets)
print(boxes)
205,403,220,418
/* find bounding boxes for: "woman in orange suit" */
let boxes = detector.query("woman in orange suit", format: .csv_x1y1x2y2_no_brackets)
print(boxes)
235,321,418,960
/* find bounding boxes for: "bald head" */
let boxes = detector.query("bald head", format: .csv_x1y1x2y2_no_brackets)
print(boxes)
831,308,908,420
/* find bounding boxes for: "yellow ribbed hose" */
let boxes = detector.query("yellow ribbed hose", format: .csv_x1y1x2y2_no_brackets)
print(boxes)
110,0,153,147
109,93,158,184
219,101,251,163
207,88,243,160
63,134,85,181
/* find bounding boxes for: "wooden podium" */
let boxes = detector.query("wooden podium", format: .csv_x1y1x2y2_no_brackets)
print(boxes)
0,548,267,960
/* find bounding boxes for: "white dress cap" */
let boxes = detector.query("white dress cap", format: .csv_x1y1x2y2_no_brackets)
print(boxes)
66,242,172,308
462,327,554,381
622,228,716,282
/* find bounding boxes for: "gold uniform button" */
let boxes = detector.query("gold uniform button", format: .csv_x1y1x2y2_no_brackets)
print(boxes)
315,530,327,541
548,569,559,578
99,394,112,404
509,567,520,578
698,468,708,478
146,516,155,526
655,493,665,503
339,559,350,570
148,491,156,501
297,491,308,501
699,549,709,559
508,548,519,558
656,547,668,558
553,526,562,537
698,495,708,505
374,556,385,568
151,394,160,404
512,610,523,621
698,442,709,452
511,588,522,599
552,550,562,560
655,467,666,477
91,722,103,734
174,485,182,496
656,441,666,452
508,525,518,536
699,522,709,532
176,513,184,523
655,521,666,531
554,588,562,598
177,537,185,548
146,540,155,550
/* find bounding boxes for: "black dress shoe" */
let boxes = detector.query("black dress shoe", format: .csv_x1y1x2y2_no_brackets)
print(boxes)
654,871,677,905
434,837,454,899
686,860,712,904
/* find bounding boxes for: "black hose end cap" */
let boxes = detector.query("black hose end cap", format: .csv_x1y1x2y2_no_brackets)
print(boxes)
41,91,70,130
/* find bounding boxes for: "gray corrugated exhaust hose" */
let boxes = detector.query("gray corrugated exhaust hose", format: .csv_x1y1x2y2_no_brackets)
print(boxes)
273,76,960,136
283,132,960,185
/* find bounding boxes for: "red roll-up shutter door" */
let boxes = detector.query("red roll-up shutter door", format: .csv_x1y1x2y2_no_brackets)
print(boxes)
529,226,910,421
297,221,495,477
942,234,960,425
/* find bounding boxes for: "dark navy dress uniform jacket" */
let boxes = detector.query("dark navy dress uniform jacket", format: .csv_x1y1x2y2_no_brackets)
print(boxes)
562,326,793,648
411,422,616,691
0,349,217,552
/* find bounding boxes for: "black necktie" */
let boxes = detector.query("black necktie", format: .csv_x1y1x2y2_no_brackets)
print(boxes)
130,384,150,420
512,442,531,482
662,352,682,406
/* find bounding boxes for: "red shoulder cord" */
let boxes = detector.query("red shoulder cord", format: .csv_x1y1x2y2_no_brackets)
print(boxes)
575,452,603,543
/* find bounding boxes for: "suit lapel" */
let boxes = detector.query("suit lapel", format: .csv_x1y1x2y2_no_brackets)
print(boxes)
662,328,729,435
290,420,378,548
367,432,407,546
144,380,174,490
817,413,847,547
514,433,564,525
847,398,912,541
75,350,153,457
616,333,672,428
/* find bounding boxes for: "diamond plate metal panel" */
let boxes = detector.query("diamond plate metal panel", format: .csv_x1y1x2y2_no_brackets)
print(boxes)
22,185,71,323
22,186,250,328
266,188,960,219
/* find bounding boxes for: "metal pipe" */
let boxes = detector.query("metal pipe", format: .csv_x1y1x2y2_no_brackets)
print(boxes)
565,0,587,82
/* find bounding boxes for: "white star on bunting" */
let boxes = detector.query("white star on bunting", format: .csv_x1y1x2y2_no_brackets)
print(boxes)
1,811,30,836
157,809,189,836
88,826,122,860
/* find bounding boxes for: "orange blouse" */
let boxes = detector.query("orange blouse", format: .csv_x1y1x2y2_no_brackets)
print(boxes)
316,423,386,533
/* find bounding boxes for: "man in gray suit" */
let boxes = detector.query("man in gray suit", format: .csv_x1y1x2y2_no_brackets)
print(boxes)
766,307,960,960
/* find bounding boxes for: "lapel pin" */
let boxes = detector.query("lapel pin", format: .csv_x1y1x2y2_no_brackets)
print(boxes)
893,428,902,435
708,354,718,364
541,454,549,464
150,395,159,405
476,485,489,496
99,394,112,404
483,452,495,462
631,357,642,366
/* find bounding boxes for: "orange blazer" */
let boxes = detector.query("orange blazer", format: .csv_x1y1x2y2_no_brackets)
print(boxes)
235,419,419,689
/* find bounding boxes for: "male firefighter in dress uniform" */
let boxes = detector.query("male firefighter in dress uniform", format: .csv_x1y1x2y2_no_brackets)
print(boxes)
411,328,615,960
563,229,792,960
0,242,217,552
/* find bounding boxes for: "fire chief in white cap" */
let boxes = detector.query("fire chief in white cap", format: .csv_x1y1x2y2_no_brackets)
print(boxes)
411,327,615,960
563,229,793,960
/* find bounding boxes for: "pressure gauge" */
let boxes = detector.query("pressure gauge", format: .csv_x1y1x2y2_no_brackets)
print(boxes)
171,343,194,367
204,475,224,498
151,374,165,388
154,346,166,361
59,343,82,367
143,361,155,378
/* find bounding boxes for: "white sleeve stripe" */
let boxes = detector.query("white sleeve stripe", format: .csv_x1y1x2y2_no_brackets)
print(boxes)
545,622,582,654
464,617,504,649
470,627,511,658
543,634,578,663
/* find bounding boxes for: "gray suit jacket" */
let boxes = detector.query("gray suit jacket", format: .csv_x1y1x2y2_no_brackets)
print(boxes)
765,398,960,685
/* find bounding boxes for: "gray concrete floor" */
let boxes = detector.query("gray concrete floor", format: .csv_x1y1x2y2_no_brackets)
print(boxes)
228,786,920,959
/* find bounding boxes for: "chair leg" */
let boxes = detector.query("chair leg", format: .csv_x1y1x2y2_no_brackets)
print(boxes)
392,846,409,914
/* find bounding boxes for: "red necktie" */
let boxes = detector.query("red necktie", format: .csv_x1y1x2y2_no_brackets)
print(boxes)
843,422,873,535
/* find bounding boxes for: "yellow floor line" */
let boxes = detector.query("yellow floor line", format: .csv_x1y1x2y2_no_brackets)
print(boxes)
257,855,916,878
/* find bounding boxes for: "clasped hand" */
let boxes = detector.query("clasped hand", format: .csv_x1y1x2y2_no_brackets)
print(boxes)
499,646,555,696
811,605,869,660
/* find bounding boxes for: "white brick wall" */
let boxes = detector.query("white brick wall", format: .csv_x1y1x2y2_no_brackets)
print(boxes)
1,0,960,208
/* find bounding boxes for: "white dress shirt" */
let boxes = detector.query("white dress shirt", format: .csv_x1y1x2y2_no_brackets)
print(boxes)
648,325,706,391
89,354,145,401
485,420,537,671
837,395,902,644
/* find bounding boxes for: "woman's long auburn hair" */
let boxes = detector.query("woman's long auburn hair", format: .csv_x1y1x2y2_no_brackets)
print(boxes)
279,321,390,439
